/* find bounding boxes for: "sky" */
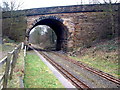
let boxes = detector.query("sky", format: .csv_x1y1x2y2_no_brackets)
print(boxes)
20,0,96,9
1,0,119,10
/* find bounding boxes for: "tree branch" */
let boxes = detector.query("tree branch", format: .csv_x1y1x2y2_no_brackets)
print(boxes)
103,0,108,4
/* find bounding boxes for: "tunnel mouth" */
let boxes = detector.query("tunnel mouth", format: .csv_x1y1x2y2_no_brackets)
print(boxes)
28,17,68,51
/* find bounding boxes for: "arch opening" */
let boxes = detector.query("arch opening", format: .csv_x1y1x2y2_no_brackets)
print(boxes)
29,25,57,50
27,17,68,51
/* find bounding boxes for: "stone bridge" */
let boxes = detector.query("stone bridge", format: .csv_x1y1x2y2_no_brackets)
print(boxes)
3,4,120,51
25,4,119,51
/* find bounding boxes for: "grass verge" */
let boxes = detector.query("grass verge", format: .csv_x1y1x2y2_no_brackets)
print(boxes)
24,51,64,88
0,43,17,60
70,52,119,78
8,50,24,88
70,38,119,79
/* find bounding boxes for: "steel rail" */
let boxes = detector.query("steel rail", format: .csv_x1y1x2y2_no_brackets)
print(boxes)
52,52,120,85
39,51,91,89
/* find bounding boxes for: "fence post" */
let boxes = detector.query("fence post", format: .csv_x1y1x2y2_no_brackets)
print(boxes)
9,48,17,80
17,44,20,53
3,52,12,88
18,44,21,53
21,42,24,50
24,46,26,57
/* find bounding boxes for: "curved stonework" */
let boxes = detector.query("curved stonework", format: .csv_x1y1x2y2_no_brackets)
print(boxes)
26,16,72,51
34,16,64,24
27,16,64,35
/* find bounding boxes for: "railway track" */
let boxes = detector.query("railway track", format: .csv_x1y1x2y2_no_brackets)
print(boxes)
39,51,91,89
29,45,119,88
52,51,120,86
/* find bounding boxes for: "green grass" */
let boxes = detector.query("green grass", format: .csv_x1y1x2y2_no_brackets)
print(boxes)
24,51,64,88
70,53,119,78
8,50,24,88
70,38,119,79
2,44,14,51
0,43,17,59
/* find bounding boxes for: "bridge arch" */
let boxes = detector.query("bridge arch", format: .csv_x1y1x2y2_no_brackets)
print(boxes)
27,16,68,51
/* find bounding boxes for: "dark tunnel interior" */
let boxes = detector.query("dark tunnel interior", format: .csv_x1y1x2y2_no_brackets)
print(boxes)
28,18,68,51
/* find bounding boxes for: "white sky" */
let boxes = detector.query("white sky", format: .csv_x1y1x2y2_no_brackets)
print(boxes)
21,0,95,9
1,0,119,10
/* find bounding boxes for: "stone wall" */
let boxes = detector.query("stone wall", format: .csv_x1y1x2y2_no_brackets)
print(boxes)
27,9,119,51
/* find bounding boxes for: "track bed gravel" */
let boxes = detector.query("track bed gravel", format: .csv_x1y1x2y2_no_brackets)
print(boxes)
44,51,119,88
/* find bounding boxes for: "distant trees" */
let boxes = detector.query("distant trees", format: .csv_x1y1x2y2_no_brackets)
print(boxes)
2,0,26,42
29,25,57,50
89,0,119,4
1,0,23,11
89,0,100,4
102,0,119,3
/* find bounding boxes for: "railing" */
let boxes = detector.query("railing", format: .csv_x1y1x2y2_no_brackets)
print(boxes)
0,43,24,88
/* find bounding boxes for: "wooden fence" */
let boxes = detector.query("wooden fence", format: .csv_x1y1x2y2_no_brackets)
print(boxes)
0,43,24,88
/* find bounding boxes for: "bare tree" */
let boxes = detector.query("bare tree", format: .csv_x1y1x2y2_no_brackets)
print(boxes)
89,0,120,4
81,0,83,4
2,0,25,42
2,0,23,11
2,2,10,11
89,0,101,4
103,0,119,4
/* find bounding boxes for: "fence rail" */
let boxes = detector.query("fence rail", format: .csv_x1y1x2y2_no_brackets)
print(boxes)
0,42,23,89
